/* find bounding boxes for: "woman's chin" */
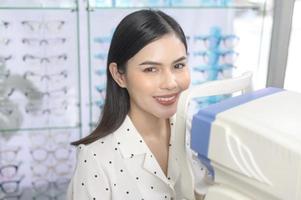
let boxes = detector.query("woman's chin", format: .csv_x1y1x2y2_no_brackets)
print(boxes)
154,109,177,119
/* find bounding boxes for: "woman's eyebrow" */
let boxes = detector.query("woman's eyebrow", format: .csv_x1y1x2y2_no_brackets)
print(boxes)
139,61,162,66
172,56,187,64
139,56,187,66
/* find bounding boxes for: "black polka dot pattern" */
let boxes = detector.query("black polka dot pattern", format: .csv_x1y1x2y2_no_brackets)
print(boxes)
72,116,181,199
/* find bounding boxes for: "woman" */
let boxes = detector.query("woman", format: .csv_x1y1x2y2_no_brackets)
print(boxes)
68,9,201,200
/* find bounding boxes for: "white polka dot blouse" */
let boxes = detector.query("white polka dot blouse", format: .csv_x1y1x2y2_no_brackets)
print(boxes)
67,115,208,200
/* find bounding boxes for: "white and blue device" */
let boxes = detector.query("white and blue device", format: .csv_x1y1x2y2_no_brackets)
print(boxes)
191,88,301,200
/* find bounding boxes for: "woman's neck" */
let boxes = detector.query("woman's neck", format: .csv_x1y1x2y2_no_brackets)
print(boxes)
128,109,170,141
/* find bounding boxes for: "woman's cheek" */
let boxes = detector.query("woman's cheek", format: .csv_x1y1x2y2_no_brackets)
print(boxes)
180,70,191,90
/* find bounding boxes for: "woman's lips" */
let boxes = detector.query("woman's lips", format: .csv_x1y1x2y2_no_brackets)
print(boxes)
154,93,179,106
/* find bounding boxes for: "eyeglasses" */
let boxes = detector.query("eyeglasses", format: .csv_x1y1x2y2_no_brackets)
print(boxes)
21,20,65,33
0,162,22,179
0,20,9,29
88,99,105,111
0,99,17,116
95,68,106,76
30,145,72,162
0,85,10,99
220,35,240,49
193,94,231,110
0,55,12,65
0,70,10,79
0,146,21,164
95,99,105,109
0,175,24,194
193,34,239,50
25,100,74,116
32,177,69,194
192,64,235,81
192,50,239,65
93,36,112,44
32,191,66,200
24,87,68,99
95,84,106,93
94,53,107,60
31,162,73,178
22,54,67,65
216,50,239,65
22,37,66,47
194,94,229,105
29,131,71,147
93,36,111,50
0,38,10,46
95,84,106,100
19,89,43,100
0,105,13,116
23,70,68,84
0,191,23,200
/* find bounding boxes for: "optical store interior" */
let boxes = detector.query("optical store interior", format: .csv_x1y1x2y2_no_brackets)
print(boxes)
0,0,301,199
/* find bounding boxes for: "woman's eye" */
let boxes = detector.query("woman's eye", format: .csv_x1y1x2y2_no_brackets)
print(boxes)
174,63,185,69
143,67,157,72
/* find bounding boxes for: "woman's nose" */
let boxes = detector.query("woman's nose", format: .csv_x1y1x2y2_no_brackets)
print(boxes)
160,70,177,90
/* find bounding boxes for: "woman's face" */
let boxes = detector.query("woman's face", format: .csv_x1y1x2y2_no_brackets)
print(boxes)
122,34,190,119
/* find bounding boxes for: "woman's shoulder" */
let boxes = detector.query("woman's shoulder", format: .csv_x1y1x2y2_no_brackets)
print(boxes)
74,132,120,177
78,133,114,154
75,118,129,164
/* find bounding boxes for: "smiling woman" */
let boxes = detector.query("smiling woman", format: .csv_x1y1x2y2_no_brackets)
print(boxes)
68,9,198,200
112,34,190,120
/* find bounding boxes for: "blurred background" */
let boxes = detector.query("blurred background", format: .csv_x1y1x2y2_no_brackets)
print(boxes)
0,0,300,199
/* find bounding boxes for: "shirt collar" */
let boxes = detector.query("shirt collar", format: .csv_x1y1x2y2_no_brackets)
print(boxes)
114,115,149,158
114,115,176,159
114,115,180,187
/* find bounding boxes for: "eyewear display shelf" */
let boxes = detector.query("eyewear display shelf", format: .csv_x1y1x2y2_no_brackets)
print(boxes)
0,2,81,200
87,0,272,130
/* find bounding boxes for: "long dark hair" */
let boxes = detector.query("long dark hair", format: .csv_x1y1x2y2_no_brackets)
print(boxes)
72,9,187,145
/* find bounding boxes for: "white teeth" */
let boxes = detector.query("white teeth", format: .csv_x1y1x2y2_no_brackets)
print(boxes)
156,96,176,102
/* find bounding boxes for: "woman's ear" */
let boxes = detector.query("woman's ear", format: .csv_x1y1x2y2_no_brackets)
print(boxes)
109,62,127,88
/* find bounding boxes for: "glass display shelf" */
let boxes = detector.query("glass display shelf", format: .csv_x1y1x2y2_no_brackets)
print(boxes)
0,6,77,10
0,0,77,10
0,8,82,132
88,5,263,10
0,127,79,200
0,126,81,133
88,0,266,9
